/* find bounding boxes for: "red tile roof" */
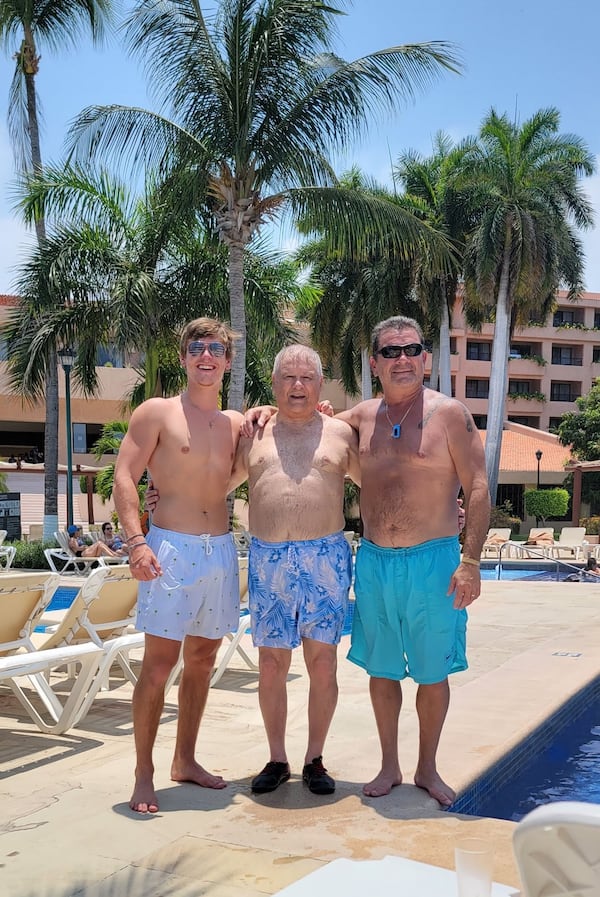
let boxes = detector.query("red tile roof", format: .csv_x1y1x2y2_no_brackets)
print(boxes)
481,426,573,473
0,294,19,306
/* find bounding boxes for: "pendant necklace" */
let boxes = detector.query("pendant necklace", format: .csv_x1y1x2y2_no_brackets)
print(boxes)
384,393,421,439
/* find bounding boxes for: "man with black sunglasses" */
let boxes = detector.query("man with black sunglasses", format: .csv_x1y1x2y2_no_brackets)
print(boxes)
113,317,245,814
335,315,490,806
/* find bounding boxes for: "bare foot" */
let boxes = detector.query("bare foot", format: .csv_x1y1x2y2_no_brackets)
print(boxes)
171,760,227,790
362,767,403,798
130,775,159,813
414,769,455,806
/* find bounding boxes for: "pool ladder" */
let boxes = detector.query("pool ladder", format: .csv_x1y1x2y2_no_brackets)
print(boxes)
495,541,586,581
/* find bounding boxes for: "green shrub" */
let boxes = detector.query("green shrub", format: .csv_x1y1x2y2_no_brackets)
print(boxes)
524,488,569,524
489,501,521,534
11,539,54,570
580,516,600,535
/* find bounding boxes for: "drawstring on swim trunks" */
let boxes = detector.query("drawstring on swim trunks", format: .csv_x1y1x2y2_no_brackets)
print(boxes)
200,534,213,556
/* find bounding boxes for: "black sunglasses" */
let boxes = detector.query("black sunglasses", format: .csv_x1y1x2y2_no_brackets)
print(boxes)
376,343,423,359
187,340,226,357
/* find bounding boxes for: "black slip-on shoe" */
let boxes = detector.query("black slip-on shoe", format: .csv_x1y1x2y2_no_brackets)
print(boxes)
251,761,291,794
302,756,335,795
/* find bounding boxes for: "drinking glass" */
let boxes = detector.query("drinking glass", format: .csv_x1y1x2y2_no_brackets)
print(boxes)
454,837,493,897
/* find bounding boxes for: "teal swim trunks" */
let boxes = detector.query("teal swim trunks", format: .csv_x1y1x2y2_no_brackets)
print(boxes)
347,535,467,684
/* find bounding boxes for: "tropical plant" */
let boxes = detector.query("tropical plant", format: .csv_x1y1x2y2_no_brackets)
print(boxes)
8,164,300,415
296,169,421,398
393,132,471,395
0,0,114,539
66,0,460,410
524,488,569,525
454,107,595,503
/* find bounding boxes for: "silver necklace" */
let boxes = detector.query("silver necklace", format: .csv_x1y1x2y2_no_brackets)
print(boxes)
384,394,420,439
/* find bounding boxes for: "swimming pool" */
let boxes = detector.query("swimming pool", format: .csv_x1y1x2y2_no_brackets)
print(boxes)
450,676,600,821
480,564,595,582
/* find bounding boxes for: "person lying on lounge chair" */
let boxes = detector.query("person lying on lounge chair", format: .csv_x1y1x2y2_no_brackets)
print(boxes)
100,522,128,555
67,525,121,559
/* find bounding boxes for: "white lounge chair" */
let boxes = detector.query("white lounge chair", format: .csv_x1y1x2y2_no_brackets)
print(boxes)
549,527,587,561
513,801,600,897
0,544,16,570
44,530,127,574
39,565,142,689
0,571,61,657
481,528,512,559
518,527,555,558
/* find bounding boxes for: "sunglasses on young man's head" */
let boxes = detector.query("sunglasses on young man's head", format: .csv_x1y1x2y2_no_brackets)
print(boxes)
376,343,423,359
187,340,226,357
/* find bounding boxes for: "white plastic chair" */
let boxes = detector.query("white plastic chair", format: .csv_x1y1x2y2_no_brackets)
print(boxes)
513,801,600,897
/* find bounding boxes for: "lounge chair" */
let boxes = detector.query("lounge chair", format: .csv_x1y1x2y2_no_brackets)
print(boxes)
0,571,106,734
0,571,61,657
0,544,16,570
0,642,104,734
44,530,127,574
513,801,600,897
481,528,512,559
38,565,142,687
166,555,257,691
549,527,587,561
518,527,555,558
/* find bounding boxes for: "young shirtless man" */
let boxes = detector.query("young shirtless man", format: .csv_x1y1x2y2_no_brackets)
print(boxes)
247,316,489,805
113,318,243,814
228,345,360,795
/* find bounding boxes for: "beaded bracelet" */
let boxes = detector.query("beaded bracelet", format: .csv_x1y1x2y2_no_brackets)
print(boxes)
461,556,480,567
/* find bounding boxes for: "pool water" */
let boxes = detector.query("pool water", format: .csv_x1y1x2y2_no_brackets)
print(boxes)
473,701,600,821
480,568,595,582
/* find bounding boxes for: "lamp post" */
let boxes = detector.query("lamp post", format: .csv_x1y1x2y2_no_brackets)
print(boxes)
58,347,76,529
535,449,543,490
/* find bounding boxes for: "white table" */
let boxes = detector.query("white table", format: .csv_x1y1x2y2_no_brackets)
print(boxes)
273,855,517,897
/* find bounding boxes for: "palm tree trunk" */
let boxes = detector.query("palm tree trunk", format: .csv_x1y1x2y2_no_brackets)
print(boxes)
429,342,440,390
24,58,59,539
485,241,512,504
227,243,247,411
360,348,372,399
438,299,451,396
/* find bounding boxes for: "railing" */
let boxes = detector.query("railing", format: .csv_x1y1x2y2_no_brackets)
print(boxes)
495,541,585,581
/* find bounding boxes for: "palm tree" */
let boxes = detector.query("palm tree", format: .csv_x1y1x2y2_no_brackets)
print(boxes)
66,0,460,410
0,0,114,538
296,166,453,400
394,132,471,396
8,163,303,415
455,108,595,502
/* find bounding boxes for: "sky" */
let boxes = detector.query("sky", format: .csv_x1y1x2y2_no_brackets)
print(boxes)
0,0,599,294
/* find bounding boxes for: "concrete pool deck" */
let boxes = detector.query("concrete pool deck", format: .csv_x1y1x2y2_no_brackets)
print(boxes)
2,578,600,896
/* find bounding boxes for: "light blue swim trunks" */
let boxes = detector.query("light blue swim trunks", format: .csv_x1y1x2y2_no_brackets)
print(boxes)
249,532,352,649
348,535,467,684
136,525,240,641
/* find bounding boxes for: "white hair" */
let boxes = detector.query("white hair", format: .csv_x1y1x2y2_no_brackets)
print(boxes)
272,344,323,378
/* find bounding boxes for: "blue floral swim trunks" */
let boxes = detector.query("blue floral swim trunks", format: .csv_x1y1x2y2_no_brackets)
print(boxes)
248,532,352,649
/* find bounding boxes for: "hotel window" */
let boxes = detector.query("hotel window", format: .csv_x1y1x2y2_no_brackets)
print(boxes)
466,341,492,361
593,347,600,363
550,382,575,402
508,380,534,394
595,312,600,329
465,379,489,399
472,415,487,429
551,345,582,366
548,417,563,432
553,309,576,326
